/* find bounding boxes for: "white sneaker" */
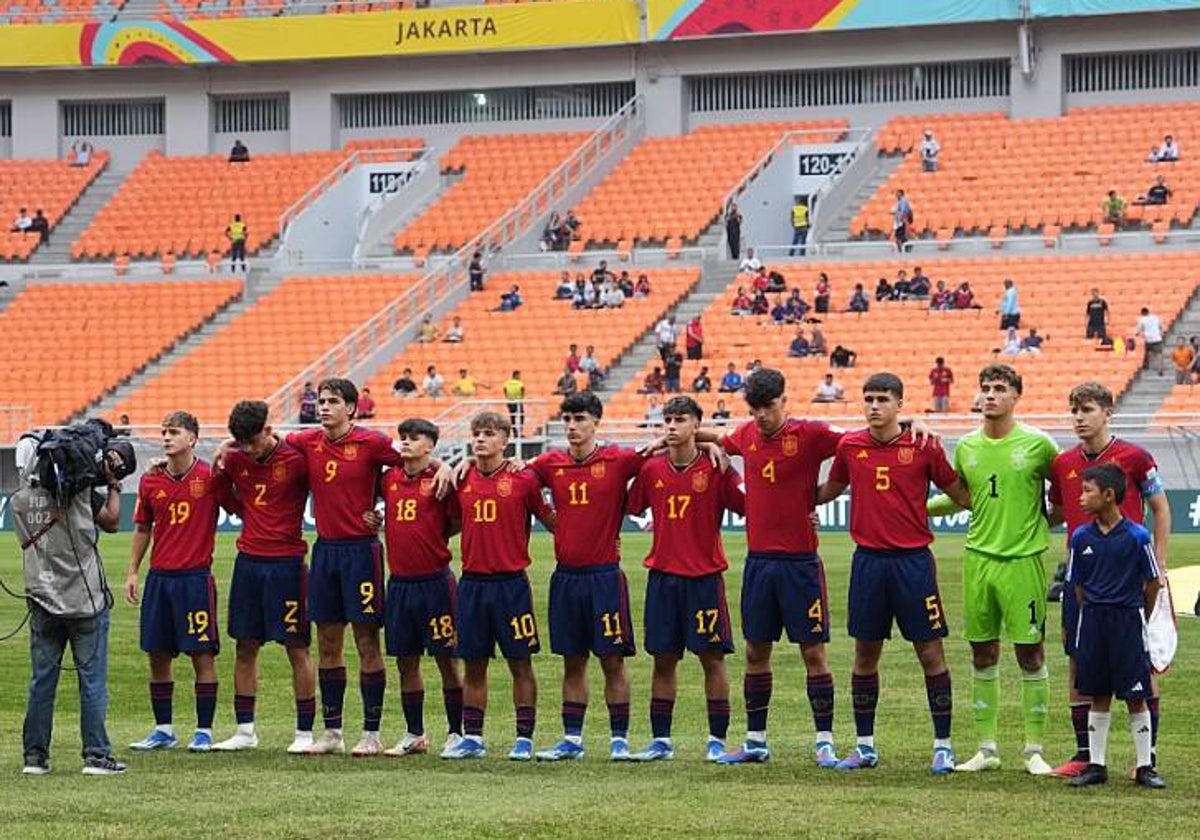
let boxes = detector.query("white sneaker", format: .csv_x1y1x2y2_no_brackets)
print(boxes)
955,749,1001,772
306,729,345,755
213,729,258,752
1024,752,1054,776
384,732,430,757
350,731,383,758
440,733,464,759
287,731,314,754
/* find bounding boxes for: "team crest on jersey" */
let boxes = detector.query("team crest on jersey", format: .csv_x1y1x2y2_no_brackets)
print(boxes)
497,475,513,497
343,443,359,461
273,463,288,481
1010,448,1030,470
898,447,914,465
419,478,436,497
692,471,709,493
590,462,607,478
189,480,206,499
782,436,799,457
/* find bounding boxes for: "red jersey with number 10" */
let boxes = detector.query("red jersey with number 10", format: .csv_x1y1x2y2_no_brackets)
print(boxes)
627,454,745,577
828,430,959,551
135,459,230,571
457,466,551,575
1048,438,1160,543
381,465,461,577
530,445,645,567
219,441,309,558
287,426,403,540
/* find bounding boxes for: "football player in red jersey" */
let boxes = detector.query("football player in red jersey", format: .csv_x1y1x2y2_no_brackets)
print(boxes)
127,411,237,753
1046,381,1170,778
816,373,971,773
627,396,745,762
209,401,318,755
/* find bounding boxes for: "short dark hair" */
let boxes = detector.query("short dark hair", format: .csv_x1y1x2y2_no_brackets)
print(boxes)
863,372,903,398
1082,463,1126,504
228,400,269,442
744,368,785,408
318,377,359,408
663,396,703,421
163,410,199,436
978,363,1022,394
470,411,511,437
560,391,603,419
1069,381,1114,411
397,418,440,445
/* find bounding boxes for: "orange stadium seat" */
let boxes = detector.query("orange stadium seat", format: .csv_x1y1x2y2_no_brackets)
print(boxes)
0,155,109,261
0,279,240,427
605,253,1197,423
570,121,848,249
114,274,421,426
364,268,702,433
856,103,1200,240
394,132,588,256
0,0,125,23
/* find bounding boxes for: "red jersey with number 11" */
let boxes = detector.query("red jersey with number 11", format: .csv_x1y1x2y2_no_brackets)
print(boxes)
135,459,231,571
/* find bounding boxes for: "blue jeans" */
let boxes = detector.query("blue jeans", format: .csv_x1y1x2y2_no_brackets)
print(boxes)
23,605,113,764
789,227,808,256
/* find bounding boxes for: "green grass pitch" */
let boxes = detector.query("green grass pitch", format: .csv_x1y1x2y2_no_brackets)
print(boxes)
1,532,1196,839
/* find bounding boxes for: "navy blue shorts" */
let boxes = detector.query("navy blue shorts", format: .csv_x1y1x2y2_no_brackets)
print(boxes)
1074,604,1152,700
741,553,829,644
385,570,458,658
455,572,540,660
227,554,310,646
308,537,384,626
1061,581,1080,656
140,569,220,655
548,563,636,658
644,569,734,656
848,547,947,642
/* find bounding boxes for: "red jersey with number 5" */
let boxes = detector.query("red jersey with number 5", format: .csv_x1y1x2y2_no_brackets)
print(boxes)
381,465,461,577
135,459,231,571
457,466,551,575
828,429,959,551
287,426,403,540
724,418,841,554
530,445,645,567
627,454,745,577
219,441,309,558
1048,438,1160,543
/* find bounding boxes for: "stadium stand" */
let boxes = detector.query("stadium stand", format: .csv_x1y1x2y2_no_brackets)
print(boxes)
113,274,421,426
854,104,1200,241
393,132,588,261
0,0,124,24
0,155,109,261
364,267,701,432
605,253,1197,421
0,279,240,427
568,121,847,253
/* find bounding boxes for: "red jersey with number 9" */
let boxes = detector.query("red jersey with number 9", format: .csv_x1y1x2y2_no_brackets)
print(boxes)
287,426,403,540
135,459,230,571
381,464,461,577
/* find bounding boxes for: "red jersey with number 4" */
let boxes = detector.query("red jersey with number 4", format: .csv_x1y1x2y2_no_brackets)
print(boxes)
287,426,402,540
1048,438,1160,542
828,430,959,551
627,454,745,577
530,445,645,567
219,441,309,558
135,459,230,571
381,465,461,577
724,418,841,554
457,466,551,574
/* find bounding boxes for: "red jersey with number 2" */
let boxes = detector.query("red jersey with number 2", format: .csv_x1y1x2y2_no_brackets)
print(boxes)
381,465,461,577
135,459,230,571
287,426,403,540
457,467,551,575
219,441,309,558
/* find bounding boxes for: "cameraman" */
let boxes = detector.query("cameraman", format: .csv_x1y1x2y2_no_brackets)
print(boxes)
14,437,131,776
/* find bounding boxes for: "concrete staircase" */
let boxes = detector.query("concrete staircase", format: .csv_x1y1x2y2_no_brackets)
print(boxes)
26,167,126,267
820,153,904,243
1116,284,1200,427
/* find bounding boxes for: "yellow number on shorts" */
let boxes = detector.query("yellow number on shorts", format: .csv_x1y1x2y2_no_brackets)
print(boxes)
666,494,691,520
283,600,299,632
167,501,191,526
324,460,338,483
925,595,943,630
428,614,455,642
473,498,497,523
509,613,537,640
761,459,776,484
360,581,376,614
186,609,211,641
396,498,418,522
567,481,590,506
253,483,268,506
694,608,719,635
807,598,824,624
600,611,623,638
874,465,891,491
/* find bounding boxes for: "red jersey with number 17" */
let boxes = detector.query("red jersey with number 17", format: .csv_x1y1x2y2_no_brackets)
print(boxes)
457,466,552,575
828,430,959,551
381,465,461,577
724,418,842,554
135,459,231,571
287,426,403,540
218,441,309,558
627,454,745,578
1048,438,1160,543
530,445,645,567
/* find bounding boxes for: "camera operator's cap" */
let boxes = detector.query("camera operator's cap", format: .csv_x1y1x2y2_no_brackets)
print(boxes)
15,434,39,480
105,439,137,480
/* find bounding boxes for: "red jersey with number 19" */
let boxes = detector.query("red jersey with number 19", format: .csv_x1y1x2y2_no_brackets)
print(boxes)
530,445,645,567
1048,438,1160,542
724,418,842,554
381,465,462,577
287,426,403,540
135,459,230,571
458,466,552,575
627,454,745,578
828,430,959,550
219,441,309,558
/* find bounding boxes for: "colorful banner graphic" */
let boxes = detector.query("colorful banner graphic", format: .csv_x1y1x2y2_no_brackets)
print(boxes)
0,0,639,68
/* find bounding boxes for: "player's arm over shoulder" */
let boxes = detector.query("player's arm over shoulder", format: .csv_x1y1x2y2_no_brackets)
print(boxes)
720,464,746,515
523,472,556,531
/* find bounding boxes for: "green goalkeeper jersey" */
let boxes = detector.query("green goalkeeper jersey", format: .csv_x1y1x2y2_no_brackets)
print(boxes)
951,422,1058,559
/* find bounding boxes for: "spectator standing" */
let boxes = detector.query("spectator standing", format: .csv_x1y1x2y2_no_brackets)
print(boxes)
814,273,831,314
643,396,664,428
920,129,941,172
813,373,845,403
712,400,732,423
71,139,94,167
725,203,743,260
655,315,677,362
790,198,810,257
579,345,605,389
356,388,376,419
718,363,743,393
392,369,417,398
228,139,250,163
468,251,486,292
1171,337,1194,384
565,344,581,373
685,315,704,360
664,350,683,394
892,189,913,252
444,316,465,343
1136,306,1165,375
422,365,445,397
1101,190,1126,227
503,371,525,436
28,210,50,244
692,366,712,393
1000,328,1022,355
225,213,248,273
998,278,1021,330
298,381,318,424
929,357,953,412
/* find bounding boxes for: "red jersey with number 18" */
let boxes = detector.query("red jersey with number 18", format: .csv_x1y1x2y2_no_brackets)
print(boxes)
287,426,403,540
530,445,645,567
135,459,231,571
627,454,745,578
828,430,959,551
457,466,551,575
219,441,309,558
381,465,462,577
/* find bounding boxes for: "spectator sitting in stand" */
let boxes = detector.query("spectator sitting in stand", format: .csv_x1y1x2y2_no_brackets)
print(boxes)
765,270,787,294
1136,175,1172,206
813,373,846,403
554,273,575,299
229,139,250,163
930,280,953,310
417,313,439,343
1101,189,1126,227
830,344,857,368
786,289,810,323
750,291,770,316
692,366,712,393
732,286,753,315
357,388,376,419
541,212,561,252
422,365,445,397
444,316,464,343
999,328,1022,356
454,368,485,398
554,366,579,397
907,266,931,298
28,210,49,244
579,345,606,389
10,207,31,233
718,363,744,393
393,368,418,398
602,282,626,308
592,260,616,286
892,269,911,300
789,328,811,358
739,247,763,274
497,284,523,312
953,282,978,309
770,295,789,325
572,280,591,310
643,396,664,428
70,139,93,167
712,399,732,423
814,273,831,314
640,366,666,395
751,266,770,294
848,283,870,313
618,271,635,299
1020,328,1046,354
810,326,828,357
875,276,893,302
635,274,651,297
1148,134,1179,162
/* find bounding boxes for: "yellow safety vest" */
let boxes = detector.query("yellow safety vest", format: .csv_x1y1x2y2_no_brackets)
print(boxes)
792,204,809,229
503,379,524,400
228,220,247,241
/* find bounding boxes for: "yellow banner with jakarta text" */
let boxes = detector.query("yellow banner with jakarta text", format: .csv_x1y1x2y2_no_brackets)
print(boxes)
0,1,640,69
